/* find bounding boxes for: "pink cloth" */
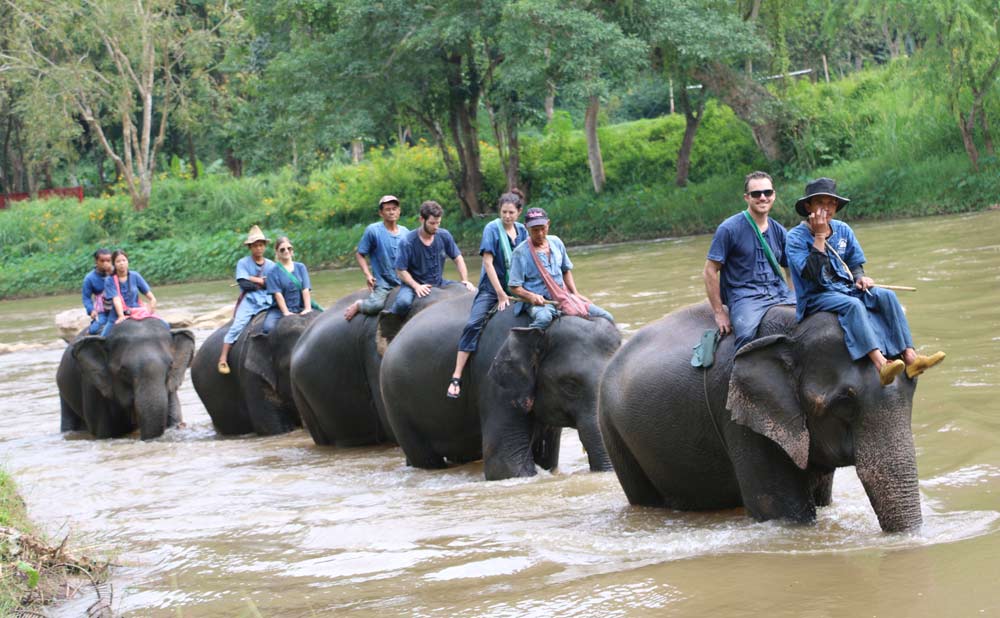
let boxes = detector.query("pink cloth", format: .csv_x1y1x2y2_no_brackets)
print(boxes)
528,242,590,317
112,273,160,321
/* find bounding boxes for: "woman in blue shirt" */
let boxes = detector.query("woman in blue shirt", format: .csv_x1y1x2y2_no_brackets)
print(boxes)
261,236,315,334
446,191,528,398
101,249,158,336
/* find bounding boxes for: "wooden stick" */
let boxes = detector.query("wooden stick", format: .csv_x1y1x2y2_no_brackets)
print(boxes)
874,284,916,292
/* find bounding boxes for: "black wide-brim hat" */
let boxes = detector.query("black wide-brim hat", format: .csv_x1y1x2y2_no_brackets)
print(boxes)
794,177,851,217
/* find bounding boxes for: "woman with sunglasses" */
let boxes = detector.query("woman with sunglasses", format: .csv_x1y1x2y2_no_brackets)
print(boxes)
261,236,314,335
703,170,796,350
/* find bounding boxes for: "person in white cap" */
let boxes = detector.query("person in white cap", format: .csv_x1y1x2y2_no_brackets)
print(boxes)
218,225,274,374
344,195,409,321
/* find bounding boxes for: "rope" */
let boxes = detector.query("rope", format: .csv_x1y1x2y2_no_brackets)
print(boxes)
702,364,728,450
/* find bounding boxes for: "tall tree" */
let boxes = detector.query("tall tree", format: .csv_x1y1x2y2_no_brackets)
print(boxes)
2,0,229,210
502,0,648,194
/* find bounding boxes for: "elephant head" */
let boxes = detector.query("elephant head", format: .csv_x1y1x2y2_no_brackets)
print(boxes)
244,312,318,403
73,320,195,440
726,312,920,532
488,316,621,471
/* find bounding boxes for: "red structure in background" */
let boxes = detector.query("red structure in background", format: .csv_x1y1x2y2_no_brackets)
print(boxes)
0,186,84,209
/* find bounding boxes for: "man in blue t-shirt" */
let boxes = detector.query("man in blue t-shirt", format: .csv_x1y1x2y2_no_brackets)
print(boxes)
82,248,112,335
344,195,410,321
385,200,475,318
703,170,796,349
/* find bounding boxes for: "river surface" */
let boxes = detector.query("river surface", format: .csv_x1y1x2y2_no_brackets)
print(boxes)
1,211,998,617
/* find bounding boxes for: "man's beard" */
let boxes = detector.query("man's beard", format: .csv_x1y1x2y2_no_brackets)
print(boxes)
422,223,437,235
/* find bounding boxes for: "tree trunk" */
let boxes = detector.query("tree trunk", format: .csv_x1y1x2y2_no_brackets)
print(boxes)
224,147,242,178
445,51,485,217
822,54,830,83
351,140,364,163
506,122,521,191
544,82,555,123
974,97,995,156
693,62,783,162
675,92,706,187
957,109,980,172
187,134,199,180
584,95,606,194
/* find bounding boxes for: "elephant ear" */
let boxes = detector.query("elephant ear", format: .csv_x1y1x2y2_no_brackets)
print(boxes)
726,333,809,470
168,330,196,392
72,336,113,399
487,327,545,412
243,332,278,390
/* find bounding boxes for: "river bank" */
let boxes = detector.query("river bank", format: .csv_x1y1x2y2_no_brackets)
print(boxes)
0,469,110,615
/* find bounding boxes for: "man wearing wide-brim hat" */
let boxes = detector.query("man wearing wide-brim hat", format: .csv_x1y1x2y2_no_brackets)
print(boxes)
785,178,944,386
217,224,275,374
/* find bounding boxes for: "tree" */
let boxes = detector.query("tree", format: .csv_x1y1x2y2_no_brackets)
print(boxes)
502,0,648,194
2,0,230,210
908,0,1000,170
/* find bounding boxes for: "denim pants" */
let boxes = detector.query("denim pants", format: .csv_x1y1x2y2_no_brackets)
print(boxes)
527,303,614,330
458,289,499,352
88,311,110,335
359,284,394,315
225,301,265,344
806,287,913,360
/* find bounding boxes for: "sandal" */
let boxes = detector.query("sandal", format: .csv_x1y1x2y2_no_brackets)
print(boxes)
446,377,462,399
218,361,231,375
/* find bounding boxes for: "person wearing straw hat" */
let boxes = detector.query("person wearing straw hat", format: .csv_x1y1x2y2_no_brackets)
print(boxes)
217,224,275,374
785,178,945,386
343,195,409,321
703,170,796,351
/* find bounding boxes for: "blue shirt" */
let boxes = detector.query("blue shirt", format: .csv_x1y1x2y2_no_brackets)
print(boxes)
82,268,109,314
266,262,311,313
786,219,867,320
394,228,461,287
707,211,794,307
357,222,409,287
509,235,573,299
478,220,528,292
104,271,151,308
236,255,275,312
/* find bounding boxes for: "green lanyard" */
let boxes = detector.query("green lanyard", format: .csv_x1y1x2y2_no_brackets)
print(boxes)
742,210,784,280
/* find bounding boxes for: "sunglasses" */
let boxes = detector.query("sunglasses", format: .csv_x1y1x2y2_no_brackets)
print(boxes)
747,189,774,198
278,246,294,253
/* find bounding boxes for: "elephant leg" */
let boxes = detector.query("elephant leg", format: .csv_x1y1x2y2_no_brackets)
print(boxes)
531,425,562,471
60,397,83,432
729,428,815,523
810,469,835,507
393,416,448,470
167,391,183,427
599,412,665,507
482,411,536,481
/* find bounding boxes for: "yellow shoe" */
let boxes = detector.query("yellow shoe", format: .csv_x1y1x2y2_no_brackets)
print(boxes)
906,351,946,378
218,361,231,375
879,359,905,386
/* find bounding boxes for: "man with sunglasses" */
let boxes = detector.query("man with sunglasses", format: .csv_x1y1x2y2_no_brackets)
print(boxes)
703,170,796,349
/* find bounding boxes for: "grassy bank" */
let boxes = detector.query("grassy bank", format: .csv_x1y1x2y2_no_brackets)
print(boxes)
0,468,110,614
1,61,997,301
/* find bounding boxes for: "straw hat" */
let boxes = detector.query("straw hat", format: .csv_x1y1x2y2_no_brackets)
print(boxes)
243,224,269,245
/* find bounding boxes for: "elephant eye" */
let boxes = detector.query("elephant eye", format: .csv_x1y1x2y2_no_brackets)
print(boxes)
560,377,583,397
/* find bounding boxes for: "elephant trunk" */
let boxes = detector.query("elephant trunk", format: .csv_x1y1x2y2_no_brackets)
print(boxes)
577,413,612,472
134,378,170,440
854,407,922,533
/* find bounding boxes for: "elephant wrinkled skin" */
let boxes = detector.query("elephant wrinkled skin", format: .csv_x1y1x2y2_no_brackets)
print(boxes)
192,311,318,436
290,285,471,447
56,319,195,440
380,294,621,480
599,301,922,533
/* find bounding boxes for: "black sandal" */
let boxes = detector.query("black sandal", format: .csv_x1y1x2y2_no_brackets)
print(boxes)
446,377,462,399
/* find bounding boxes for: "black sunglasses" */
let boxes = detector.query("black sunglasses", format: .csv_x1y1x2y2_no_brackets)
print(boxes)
747,189,774,198
278,246,294,253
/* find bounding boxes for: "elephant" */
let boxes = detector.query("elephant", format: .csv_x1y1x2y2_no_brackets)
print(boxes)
290,285,471,446
56,318,195,440
191,310,319,436
598,301,922,532
379,294,622,480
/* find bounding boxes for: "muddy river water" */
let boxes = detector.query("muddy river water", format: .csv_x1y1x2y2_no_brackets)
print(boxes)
1,211,998,616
